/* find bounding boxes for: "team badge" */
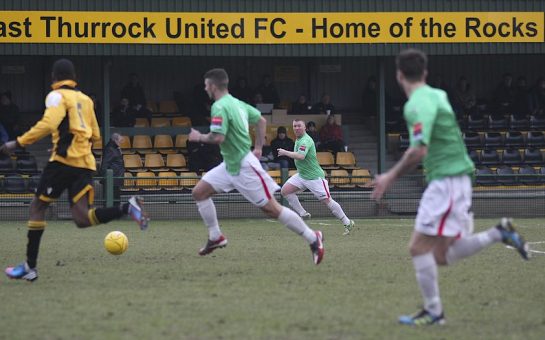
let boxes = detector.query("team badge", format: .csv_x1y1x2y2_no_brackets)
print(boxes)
299,145,306,152
211,116,223,129
412,122,423,142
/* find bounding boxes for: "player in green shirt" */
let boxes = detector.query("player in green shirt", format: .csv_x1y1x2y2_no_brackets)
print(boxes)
278,119,355,235
188,68,324,265
371,49,529,326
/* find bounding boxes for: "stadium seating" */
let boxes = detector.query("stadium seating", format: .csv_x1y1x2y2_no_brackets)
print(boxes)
399,133,410,150
0,155,14,174
468,150,480,165
158,171,181,190
151,118,171,128
524,148,543,164
351,168,372,188
158,100,178,115
132,135,154,154
530,115,545,130
175,134,189,150
136,171,159,190
92,139,103,157
179,172,199,188
123,154,145,172
121,172,138,192
144,153,167,172
475,167,496,186
166,154,187,172
267,170,282,185
119,135,134,154
316,152,337,169
509,115,529,130
172,117,192,127
504,131,524,148
4,174,27,193
488,114,508,130
335,152,358,170
501,149,522,165
527,131,545,148
480,149,500,165
28,174,41,192
467,113,485,130
484,132,502,148
154,135,176,155
134,118,149,128
496,166,516,185
147,100,159,114
16,156,38,174
518,166,540,185
463,132,482,149
329,169,353,188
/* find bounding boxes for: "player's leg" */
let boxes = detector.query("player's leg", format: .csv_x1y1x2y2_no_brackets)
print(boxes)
281,174,310,219
193,163,232,256
308,177,354,235
5,197,49,281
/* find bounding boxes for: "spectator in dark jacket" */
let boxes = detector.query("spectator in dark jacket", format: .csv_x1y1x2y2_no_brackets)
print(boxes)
187,141,222,173
290,95,313,115
306,121,321,150
319,115,345,153
0,91,20,139
255,75,280,107
313,93,336,115
271,126,295,169
231,77,254,103
100,133,125,206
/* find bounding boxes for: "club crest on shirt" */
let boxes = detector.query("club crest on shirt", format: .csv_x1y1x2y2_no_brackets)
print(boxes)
211,116,223,129
412,122,423,142
299,145,306,152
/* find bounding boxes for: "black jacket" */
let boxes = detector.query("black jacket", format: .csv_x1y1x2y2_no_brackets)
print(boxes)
100,139,125,185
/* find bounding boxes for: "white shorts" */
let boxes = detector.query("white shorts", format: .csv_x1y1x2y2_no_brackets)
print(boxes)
202,152,280,207
284,173,331,201
415,175,474,238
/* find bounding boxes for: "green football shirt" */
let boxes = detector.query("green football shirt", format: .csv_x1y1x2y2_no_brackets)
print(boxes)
404,85,474,182
294,133,325,180
210,94,261,175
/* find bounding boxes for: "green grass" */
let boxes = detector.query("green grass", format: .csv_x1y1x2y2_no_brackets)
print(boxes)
1,218,545,339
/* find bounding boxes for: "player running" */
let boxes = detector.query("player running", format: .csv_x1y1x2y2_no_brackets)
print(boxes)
2,58,148,282
370,48,529,325
278,119,355,235
188,68,324,265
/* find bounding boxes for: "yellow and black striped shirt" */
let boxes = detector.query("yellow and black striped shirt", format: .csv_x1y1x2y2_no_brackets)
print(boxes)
17,80,101,171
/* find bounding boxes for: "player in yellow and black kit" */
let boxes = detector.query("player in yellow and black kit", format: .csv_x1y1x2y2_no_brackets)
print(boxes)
1,59,149,282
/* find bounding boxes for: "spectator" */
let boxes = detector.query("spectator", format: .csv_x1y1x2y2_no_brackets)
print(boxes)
271,126,295,169
319,115,345,153
89,93,103,126
121,73,147,108
513,76,531,117
492,73,516,115
252,92,264,107
186,141,222,173
529,77,545,117
361,76,378,118
231,76,254,103
111,98,135,127
100,133,125,206
451,76,477,116
313,93,336,115
306,121,321,150
290,94,313,115
255,75,279,107
189,80,213,126
0,91,20,139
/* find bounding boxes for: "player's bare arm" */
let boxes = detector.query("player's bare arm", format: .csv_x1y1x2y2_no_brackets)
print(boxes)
277,148,305,160
188,128,225,145
371,145,427,201
252,116,266,158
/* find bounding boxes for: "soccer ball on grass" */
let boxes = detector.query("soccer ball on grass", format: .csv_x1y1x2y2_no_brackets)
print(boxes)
104,231,128,255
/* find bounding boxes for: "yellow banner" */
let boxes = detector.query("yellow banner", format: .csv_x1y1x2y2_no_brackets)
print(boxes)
0,11,543,44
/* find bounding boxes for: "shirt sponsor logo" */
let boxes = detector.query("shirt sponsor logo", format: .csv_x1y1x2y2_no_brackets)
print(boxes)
299,145,306,152
211,116,223,129
412,122,423,142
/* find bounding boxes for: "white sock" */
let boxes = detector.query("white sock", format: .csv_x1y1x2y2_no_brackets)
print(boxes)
285,193,307,216
277,207,316,244
413,252,442,316
196,198,222,241
326,199,350,225
446,227,502,265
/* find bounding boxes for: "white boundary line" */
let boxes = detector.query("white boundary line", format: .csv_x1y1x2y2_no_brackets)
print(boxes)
506,241,545,255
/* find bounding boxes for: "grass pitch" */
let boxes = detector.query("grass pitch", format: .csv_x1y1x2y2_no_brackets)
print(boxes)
1,218,544,339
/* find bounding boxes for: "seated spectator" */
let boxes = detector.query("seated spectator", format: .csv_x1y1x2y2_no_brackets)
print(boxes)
111,98,135,127
0,91,20,139
290,94,313,114
189,80,213,126
99,133,125,206
271,126,295,169
121,73,151,122
306,121,321,150
492,73,515,115
255,75,279,107
319,115,345,153
187,140,222,173
313,93,336,115
529,77,545,117
513,76,531,117
252,92,264,107
361,76,378,118
451,76,477,116
231,76,253,103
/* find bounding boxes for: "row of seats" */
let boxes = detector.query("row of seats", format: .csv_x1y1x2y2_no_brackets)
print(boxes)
133,116,192,128
93,134,189,156
121,168,373,191
0,173,41,194
146,100,179,115
469,148,545,166
464,131,545,148
475,166,545,186
0,156,39,175
464,114,545,131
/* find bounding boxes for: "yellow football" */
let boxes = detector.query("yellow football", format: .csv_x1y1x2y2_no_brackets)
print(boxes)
104,231,128,255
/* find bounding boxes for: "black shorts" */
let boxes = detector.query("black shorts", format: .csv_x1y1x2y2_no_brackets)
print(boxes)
36,161,95,206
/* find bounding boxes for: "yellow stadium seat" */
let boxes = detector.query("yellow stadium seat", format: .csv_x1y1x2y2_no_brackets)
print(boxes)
144,153,167,172
166,154,187,171
154,135,176,154
158,100,178,114
92,138,103,156
121,172,138,192
351,168,372,187
172,117,192,127
329,169,354,188
336,152,358,169
175,134,189,149
146,100,158,114
136,171,159,190
158,171,181,190
316,152,337,169
179,172,199,188
134,118,149,128
132,135,154,154
267,170,282,185
151,118,171,128
118,135,134,154
288,169,298,177
123,154,144,173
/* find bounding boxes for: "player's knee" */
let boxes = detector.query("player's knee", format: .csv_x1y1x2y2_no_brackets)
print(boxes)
280,187,288,197
74,216,90,228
